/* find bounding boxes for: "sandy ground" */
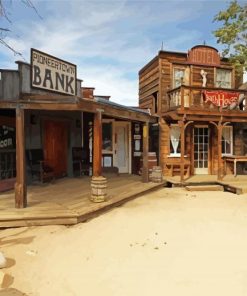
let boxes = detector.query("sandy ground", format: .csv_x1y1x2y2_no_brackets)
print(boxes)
1,187,247,295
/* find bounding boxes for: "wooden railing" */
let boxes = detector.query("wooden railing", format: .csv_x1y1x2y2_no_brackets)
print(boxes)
167,85,247,111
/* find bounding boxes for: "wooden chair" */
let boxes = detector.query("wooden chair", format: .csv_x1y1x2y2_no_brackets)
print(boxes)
72,147,89,176
26,149,55,183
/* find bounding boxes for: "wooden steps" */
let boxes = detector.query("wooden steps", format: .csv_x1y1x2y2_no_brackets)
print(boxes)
185,185,224,192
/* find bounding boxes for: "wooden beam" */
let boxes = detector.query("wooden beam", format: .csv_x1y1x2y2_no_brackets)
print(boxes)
93,111,102,177
217,122,223,180
15,106,27,208
142,122,149,183
180,121,185,183
0,99,154,123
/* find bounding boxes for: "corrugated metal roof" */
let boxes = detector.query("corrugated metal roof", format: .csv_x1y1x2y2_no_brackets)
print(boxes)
94,97,150,115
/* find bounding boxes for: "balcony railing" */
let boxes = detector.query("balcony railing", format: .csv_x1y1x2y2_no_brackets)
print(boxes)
167,85,247,112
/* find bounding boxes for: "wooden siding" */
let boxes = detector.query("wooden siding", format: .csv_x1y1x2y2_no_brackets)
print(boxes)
139,59,159,112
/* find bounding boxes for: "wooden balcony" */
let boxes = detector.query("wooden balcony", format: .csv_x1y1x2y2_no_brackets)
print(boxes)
166,85,247,115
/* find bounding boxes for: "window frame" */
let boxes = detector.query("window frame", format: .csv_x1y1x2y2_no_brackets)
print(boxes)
215,68,232,89
222,126,233,156
169,124,181,157
102,119,114,154
173,67,186,89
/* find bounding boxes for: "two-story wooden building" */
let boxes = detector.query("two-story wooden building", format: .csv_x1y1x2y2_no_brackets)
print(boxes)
139,45,247,182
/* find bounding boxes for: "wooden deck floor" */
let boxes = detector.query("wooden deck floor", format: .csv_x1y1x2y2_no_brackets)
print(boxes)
165,174,247,195
0,175,164,228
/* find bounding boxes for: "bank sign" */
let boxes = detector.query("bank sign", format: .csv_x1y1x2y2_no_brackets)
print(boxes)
31,49,77,96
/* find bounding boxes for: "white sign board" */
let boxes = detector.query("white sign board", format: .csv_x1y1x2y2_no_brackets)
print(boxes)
31,48,77,96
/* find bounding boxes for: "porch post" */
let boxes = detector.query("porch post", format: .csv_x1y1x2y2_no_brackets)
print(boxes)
15,106,27,208
217,122,223,180
91,110,107,202
142,121,149,183
180,121,185,183
93,111,102,177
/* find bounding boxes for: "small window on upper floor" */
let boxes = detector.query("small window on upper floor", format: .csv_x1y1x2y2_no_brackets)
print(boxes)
173,68,185,88
216,69,232,89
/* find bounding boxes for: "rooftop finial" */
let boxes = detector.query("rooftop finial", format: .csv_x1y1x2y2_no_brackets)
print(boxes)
161,41,164,51
203,40,206,45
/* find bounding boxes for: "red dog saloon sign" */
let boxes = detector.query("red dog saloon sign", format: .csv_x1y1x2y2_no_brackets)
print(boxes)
203,90,240,107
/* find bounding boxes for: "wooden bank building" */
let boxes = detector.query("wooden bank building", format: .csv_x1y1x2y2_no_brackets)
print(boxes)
0,49,156,212
139,45,247,182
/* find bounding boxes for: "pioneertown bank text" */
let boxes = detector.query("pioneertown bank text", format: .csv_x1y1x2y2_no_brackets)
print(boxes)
31,49,76,95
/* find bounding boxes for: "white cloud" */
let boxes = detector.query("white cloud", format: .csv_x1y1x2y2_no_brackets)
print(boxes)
0,0,218,105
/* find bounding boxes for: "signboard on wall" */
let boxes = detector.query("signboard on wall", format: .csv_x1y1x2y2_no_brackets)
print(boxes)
31,48,77,95
0,125,15,149
187,45,220,66
203,90,240,107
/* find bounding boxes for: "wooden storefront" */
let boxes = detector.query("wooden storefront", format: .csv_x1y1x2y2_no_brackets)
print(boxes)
139,45,247,182
0,50,155,208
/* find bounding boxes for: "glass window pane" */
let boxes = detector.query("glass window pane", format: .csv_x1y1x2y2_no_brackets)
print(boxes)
216,69,232,88
174,69,185,87
102,123,112,151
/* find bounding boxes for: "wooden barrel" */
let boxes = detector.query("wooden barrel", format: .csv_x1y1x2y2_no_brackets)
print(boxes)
151,166,163,183
90,176,107,202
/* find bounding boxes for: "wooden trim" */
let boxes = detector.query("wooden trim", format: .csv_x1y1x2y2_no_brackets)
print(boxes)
217,122,223,180
0,98,154,123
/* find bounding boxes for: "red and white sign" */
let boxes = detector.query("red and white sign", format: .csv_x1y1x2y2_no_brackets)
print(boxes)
203,90,240,107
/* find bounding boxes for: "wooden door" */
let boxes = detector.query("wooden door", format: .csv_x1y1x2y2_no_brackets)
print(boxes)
44,120,68,178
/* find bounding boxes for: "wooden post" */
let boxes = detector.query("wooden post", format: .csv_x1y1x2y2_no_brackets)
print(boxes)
91,110,107,202
180,121,185,183
142,122,149,183
93,111,102,177
217,122,223,180
15,106,27,208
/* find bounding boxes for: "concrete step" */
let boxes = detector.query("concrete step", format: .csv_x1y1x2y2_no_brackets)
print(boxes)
185,185,224,192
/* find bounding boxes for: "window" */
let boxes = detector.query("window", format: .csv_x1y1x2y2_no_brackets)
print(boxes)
173,68,185,88
216,69,232,88
222,126,233,155
102,122,113,152
170,125,181,156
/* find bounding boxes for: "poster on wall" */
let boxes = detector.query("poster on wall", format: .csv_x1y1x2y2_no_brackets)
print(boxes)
0,126,15,150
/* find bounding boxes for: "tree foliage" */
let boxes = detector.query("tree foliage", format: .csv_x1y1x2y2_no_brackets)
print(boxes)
213,0,247,73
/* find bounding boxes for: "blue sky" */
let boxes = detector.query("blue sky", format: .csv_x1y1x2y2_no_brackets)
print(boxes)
0,0,244,105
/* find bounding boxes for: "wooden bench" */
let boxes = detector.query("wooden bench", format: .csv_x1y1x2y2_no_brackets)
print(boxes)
223,155,247,177
165,158,191,178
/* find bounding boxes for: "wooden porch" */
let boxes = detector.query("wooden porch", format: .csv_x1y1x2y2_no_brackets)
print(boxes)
0,175,164,228
165,174,247,195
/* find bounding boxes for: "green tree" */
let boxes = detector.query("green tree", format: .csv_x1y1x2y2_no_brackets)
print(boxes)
213,0,247,74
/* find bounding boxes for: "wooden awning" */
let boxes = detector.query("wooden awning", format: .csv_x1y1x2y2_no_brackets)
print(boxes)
0,93,157,123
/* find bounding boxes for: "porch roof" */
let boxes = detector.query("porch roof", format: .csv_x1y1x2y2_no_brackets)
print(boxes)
0,93,157,123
